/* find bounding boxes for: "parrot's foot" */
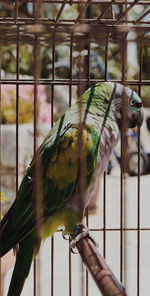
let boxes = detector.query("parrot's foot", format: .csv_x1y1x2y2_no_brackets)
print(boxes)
69,224,98,253
62,231,70,241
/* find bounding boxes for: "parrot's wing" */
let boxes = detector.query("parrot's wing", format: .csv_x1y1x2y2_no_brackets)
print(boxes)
1,121,99,256
0,116,68,255
42,123,100,215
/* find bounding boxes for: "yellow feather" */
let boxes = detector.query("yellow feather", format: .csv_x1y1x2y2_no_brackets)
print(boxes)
42,208,79,238
46,128,93,189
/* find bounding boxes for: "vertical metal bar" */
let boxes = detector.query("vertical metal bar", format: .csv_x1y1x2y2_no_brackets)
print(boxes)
69,33,73,107
136,35,143,296
33,2,43,296
85,39,90,296
51,84,54,127
51,236,54,296
69,248,72,296
0,30,2,231
52,28,56,83
33,51,37,296
85,208,89,296
0,34,2,296
137,129,141,296
87,43,91,82
14,0,18,22
68,33,73,296
16,24,19,196
103,28,109,263
51,26,56,296
103,172,106,259
51,27,56,127
33,2,37,294
76,21,88,296
120,30,128,285
104,32,109,81
120,1,129,286
15,0,19,209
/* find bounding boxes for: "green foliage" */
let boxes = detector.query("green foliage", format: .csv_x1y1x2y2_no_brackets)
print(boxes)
2,46,16,74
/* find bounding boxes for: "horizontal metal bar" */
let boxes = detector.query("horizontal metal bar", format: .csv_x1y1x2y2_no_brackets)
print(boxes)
0,17,150,26
1,79,150,85
2,0,150,4
55,227,150,233
88,228,150,232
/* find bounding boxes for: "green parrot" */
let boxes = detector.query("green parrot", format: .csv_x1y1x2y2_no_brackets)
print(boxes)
0,82,143,296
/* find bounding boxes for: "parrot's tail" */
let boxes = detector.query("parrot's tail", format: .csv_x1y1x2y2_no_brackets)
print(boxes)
7,234,34,296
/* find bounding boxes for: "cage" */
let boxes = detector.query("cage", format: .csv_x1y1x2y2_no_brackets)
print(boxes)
0,1,150,296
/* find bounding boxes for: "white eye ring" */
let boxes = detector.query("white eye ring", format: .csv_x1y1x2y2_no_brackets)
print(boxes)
130,99,135,106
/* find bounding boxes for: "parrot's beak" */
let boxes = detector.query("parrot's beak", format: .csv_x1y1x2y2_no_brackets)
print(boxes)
129,109,144,128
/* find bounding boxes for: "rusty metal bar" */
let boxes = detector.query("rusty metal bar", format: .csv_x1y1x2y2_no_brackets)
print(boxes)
51,236,54,296
50,26,56,296
75,0,92,23
120,28,128,285
14,0,19,21
1,79,150,86
0,18,150,26
134,8,150,24
15,25,19,196
2,0,150,4
69,33,73,107
103,173,106,259
104,32,110,81
76,237,127,296
33,2,43,296
51,27,56,126
136,35,143,296
69,248,72,296
137,131,141,296
85,208,89,296
96,0,116,23
55,0,68,22
114,0,140,25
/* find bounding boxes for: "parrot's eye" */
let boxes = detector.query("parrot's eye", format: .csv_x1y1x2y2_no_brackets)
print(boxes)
130,99,135,106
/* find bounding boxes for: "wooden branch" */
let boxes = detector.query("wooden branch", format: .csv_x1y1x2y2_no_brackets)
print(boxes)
76,237,127,296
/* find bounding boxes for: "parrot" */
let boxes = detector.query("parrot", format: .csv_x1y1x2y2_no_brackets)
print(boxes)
0,82,143,296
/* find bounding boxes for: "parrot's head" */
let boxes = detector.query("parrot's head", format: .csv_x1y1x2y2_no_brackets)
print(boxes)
109,82,144,129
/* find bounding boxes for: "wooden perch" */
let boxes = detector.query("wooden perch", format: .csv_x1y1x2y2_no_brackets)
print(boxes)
76,237,127,296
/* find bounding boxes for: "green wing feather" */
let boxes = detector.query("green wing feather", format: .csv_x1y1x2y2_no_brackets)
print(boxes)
1,106,100,257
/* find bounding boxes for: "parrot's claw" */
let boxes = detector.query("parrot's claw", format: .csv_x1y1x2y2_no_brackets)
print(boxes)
69,224,98,253
62,230,70,241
